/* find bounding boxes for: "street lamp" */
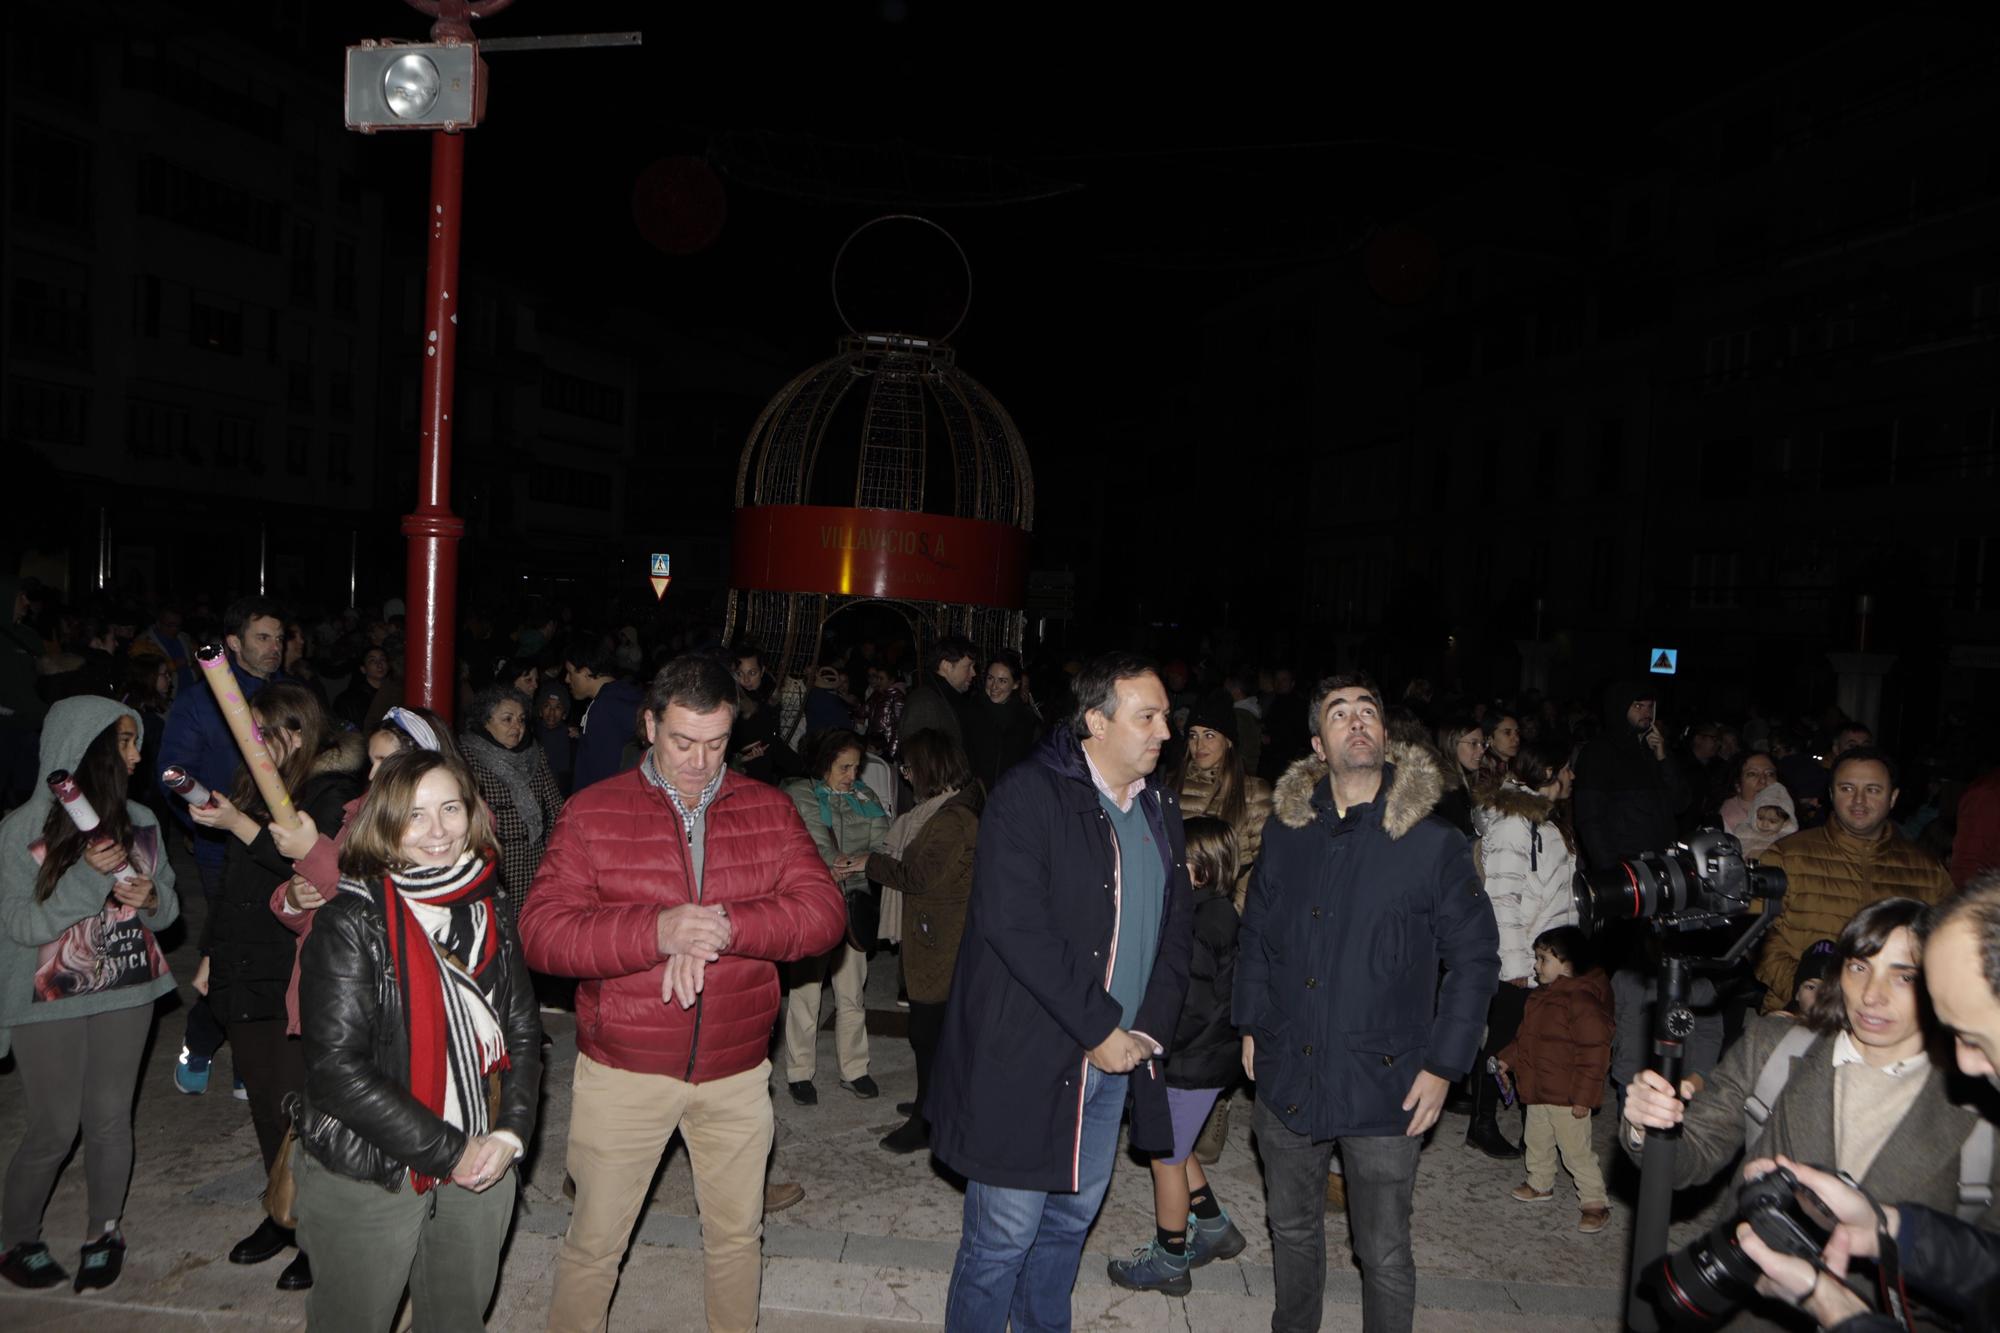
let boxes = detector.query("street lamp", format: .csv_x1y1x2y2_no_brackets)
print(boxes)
344,41,486,132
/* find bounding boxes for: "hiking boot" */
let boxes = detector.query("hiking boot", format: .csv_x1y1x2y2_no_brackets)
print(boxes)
764,1180,805,1213
1510,1181,1554,1203
73,1230,124,1293
1579,1205,1611,1234
1186,1210,1246,1267
174,1044,211,1095
1,1241,70,1290
1106,1238,1191,1296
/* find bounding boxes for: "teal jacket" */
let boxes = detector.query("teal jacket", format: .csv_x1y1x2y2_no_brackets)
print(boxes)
0,696,180,1057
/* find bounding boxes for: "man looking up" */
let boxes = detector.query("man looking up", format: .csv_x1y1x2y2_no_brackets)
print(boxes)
155,595,288,1096
522,654,846,1333
930,652,1193,1331
1236,671,1499,1333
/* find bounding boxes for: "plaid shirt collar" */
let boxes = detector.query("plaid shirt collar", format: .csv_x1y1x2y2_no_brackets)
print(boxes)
642,754,725,835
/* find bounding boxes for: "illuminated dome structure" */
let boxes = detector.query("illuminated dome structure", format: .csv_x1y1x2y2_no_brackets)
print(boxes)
724,227,1033,675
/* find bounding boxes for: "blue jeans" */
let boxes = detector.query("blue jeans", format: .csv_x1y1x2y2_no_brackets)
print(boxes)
945,1066,1127,1332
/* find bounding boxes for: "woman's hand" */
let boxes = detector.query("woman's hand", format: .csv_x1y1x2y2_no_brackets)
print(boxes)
285,875,327,912
1240,1034,1255,1082
450,1135,515,1193
192,955,211,996
110,874,157,912
268,810,320,861
82,841,129,876
188,793,257,843
1571,1105,1591,1119
1621,1068,1698,1132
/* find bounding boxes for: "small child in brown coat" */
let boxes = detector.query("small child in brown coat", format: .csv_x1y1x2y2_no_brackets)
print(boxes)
1496,926,1614,1233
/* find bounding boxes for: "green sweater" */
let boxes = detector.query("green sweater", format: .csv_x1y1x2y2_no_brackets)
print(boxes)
0,696,180,1057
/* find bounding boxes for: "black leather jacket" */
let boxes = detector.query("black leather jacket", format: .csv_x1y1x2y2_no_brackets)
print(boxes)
292,881,542,1190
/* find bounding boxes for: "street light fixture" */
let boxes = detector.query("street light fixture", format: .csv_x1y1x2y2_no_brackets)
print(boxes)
344,41,484,132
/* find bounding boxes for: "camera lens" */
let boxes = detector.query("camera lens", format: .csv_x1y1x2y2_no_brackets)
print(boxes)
1645,1221,1763,1324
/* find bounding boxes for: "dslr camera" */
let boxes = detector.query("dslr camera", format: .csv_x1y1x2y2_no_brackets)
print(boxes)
1572,829,1785,936
1641,1165,1839,1324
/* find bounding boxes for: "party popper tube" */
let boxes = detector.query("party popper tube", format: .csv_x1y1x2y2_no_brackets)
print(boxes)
195,644,301,829
161,765,217,809
47,770,142,884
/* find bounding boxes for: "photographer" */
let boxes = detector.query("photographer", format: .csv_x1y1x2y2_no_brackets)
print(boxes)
1734,875,2000,1330
1621,898,2000,1256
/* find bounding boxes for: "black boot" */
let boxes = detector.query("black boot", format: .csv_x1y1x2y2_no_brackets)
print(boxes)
1464,1070,1522,1159
1443,1073,1474,1116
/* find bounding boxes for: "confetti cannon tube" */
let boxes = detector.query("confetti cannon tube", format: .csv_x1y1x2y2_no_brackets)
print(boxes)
46,770,142,884
194,644,301,830
161,765,217,809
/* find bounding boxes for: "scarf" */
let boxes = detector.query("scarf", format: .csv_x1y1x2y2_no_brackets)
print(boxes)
377,856,507,1191
874,787,955,946
815,781,887,831
462,729,547,844
641,752,724,839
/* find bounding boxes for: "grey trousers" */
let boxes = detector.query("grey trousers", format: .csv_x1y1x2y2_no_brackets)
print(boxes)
3,1005,154,1245
293,1141,517,1333
1256,1098,1423,1333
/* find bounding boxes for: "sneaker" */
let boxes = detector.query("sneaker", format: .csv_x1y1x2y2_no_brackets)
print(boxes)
74,1230,125,1293
0,1241,70,1290
764,1180,805,1214
174,1045,211,1096
840,1075,880,1100
1106,1238,1191,1296
1185,1210,1246,1267
787,1080,818,1106
232,1076,249,1101
1510,1182,1554,1203
1579,1206,1611,1234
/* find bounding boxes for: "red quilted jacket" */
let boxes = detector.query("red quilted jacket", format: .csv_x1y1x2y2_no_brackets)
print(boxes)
519,768,845,1082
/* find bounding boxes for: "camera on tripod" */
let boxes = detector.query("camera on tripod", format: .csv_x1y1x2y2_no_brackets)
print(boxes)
1573,829,1786,936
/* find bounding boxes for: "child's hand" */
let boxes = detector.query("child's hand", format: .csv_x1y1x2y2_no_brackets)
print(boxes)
1571,1105,1590,1119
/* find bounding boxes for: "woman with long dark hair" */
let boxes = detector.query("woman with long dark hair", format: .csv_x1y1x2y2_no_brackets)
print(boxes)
864,729,982,1153
1172,694,1273,911
0,697,178,1292
781,728,890,1105
1433,715,1486,838
188,683,365,1290
291,749,541,1330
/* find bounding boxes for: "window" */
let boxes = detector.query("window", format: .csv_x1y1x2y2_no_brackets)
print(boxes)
1701,436,1750,484
1823,423,1891,488
215,414,260,472
10,259,90,363
286,425,311,476
1691,551,1741,609
126,398,190,459
133,274,161,338
188,295,243,354
1956,537,1991,613
1587,535,1623,612
538,463,614,509
288,361,314,410
10,123,92,231
327,433,353,483
1704,330,1752,388
328,332,353,418
1595,419,1626,494
541,370,625,424
135,155,281,252
290,221,316,306
122,43,283,143
331,237,356,314
10,377,88,446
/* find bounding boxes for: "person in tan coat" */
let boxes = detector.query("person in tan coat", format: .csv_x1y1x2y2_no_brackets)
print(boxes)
1756,748,1952,1013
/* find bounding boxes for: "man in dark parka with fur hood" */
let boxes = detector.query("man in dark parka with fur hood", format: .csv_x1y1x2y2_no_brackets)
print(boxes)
1235,671,1498,1333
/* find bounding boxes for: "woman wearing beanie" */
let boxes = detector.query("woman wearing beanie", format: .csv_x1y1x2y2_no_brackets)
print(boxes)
1172,692,1273,910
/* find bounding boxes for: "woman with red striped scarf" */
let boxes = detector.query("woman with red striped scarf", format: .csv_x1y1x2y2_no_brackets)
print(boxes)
290,748,542,1331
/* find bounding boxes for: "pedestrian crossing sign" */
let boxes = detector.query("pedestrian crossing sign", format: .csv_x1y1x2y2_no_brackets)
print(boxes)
649,552,671,600
1649,647,1677,675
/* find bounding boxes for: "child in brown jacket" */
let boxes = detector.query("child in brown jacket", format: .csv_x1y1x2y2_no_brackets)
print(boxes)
1496,926,1614,1233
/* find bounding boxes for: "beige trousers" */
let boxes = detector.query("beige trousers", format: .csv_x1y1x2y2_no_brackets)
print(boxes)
1522,1102,1608,1208
781,942,869,1083
547,1053,773,1333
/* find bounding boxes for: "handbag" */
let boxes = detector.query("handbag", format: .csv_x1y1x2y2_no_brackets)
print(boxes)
266,1125,299,1228
844,884,879,953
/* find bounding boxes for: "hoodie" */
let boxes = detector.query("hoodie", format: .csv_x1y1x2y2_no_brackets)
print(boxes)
0,696,180,1057
1732,782,1797,863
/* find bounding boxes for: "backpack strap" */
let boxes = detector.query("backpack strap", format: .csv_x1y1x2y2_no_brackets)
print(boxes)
1960,1118,1996,1223
1742,1024,1818,1148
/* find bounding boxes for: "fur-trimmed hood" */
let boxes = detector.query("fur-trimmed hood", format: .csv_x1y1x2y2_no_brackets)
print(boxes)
310,728,369,781
1474,777,1553,826
1272,740,1446,840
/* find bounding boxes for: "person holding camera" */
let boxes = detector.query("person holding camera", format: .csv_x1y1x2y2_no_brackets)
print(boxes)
1623,896,2000,1325
1731,874,2000,1330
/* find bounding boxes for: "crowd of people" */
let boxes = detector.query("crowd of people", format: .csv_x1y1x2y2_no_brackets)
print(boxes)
1,578,1998,1331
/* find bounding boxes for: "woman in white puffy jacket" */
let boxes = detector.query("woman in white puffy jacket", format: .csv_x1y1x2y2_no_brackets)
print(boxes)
1466,738,1580,1158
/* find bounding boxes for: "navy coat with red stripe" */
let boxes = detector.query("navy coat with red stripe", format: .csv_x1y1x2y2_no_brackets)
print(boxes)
928,728,1194,1193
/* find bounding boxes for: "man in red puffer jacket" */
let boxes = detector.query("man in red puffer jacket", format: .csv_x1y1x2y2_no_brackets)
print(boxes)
521,654,845,1333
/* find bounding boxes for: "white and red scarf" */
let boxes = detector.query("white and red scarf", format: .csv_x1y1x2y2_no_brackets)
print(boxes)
375,856,507,1191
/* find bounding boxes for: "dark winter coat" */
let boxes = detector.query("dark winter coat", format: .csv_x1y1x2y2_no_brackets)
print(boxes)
519,768,845,1082
963,693,1040,792
294,882,541,1189
155,660,292,870
572,678,645,793
205,731,365,1025
1832,1206,2000,1333
1570,680,1690,870
866,784,981,1003
1167,885,1240,1090
1234,743,1499,1140
928,728,1195,1192
900,672,968,749
1495,968,1613,1109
